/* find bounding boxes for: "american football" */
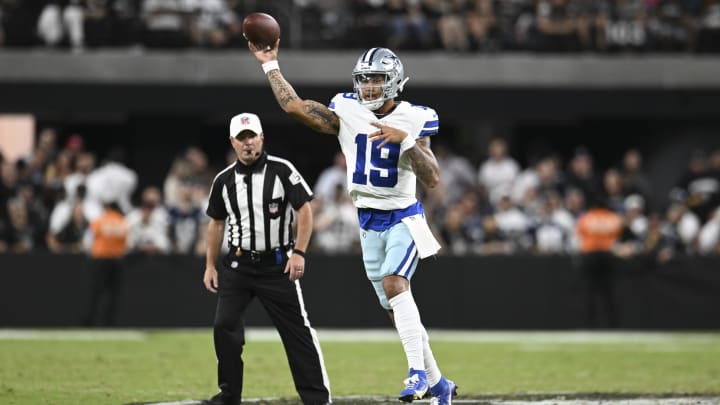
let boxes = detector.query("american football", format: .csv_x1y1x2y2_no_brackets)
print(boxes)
242,12,280,49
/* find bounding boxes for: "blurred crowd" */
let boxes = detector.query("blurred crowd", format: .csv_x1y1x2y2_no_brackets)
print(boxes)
1,0,720,52
1,129,719,260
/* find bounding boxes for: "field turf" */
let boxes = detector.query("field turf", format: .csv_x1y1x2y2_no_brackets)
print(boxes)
0,329,718,405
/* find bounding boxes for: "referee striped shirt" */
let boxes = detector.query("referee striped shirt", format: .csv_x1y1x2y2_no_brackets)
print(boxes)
206,152,313,252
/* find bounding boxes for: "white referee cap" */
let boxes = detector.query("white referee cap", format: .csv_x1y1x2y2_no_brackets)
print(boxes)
230,112,263,138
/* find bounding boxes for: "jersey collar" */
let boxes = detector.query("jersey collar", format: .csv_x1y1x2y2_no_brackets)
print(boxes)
234,151,267,175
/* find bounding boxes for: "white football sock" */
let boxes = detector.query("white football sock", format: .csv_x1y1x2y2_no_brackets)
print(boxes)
389,290,424,371
422,328,442,387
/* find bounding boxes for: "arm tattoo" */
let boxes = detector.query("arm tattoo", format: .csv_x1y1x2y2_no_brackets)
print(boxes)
266,70,339,135
303,100,340,134
268,70,299,108
406,137,440,188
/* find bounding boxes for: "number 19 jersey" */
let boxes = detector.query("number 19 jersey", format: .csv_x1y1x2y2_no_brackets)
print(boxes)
328,93,439,211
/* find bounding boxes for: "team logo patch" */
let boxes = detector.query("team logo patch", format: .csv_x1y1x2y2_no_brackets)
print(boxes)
241,116,250,125
268,202,279,214
289,172,302,185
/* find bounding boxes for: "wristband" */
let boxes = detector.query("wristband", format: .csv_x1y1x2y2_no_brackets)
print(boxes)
262,60,280,74
292,249,306,258
400,135,416,152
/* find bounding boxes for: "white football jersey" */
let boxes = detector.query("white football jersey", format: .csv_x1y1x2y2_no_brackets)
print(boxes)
328,92,439,210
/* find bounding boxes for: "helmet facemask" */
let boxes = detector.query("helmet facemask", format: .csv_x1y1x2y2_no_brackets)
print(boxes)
353,73,392,111
352,48,408,111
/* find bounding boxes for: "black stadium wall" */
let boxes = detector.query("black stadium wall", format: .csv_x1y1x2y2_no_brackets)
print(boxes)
1,253,719,329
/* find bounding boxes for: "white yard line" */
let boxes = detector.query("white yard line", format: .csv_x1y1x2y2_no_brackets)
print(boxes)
0,329,146,341
1,328,718,344
144,397,720,405
251,329,720,344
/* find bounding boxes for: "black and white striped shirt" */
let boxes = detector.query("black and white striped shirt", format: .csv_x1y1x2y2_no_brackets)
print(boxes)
206,152,313,252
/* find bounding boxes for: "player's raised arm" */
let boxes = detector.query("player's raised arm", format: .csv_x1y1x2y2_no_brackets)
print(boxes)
249,40,340,136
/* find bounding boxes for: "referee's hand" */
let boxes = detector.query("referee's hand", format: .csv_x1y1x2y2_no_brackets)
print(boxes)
285,253,305,281
204,267,219,293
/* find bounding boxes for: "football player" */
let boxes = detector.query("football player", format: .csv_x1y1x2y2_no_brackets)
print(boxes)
249,42,457,405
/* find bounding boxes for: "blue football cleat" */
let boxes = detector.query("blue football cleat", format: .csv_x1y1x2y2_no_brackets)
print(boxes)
429,376,458,405
398,368,428,402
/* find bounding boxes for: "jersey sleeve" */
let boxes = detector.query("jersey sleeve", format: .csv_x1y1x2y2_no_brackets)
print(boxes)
281,162,314,210
416,106,439,139
328,92,357,115
205,175,228,220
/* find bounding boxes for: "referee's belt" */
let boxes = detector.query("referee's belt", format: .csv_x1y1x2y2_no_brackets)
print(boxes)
230,246,288,265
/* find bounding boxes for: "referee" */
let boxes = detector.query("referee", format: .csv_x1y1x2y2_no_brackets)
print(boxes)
201,113,331,405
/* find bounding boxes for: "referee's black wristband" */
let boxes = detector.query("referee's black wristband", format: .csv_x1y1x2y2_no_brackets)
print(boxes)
292,249,306,258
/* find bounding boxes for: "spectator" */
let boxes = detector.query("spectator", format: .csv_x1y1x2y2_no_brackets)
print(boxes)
63,151,95,204
566,147,600,202
83,199,129,326
434,142,477,207
441,188,484,254
0,160,18,217
465,0,499,51
597,0,648,51
186,0,239,48
602,168,626,213
348,0,389,48
15,180,49,248
535,0,590,52
44,149,74,204
387,0,433,50
141,0,191,48
665,198,700,252
575,196,623,328
695,0,720,52
108,0,142,46
477,214,512,254
37,0,85,51
565,186,587,218
672,150,720,222
619,148,652,208
313,151,347,204
698,207,720,255
518,184,543,219
82,0,112,47
48,183,88,253
2,197,42,253
313,183,360,254
478,137,520,205
494,193,531,251
85,146,137,220
163,156,194,208
514,156,564,208
436,0,469,51
622,193,648,239
126,186,170,254
647,0,690,51
53,198,88,253
167,181,204,255
532,193,573,254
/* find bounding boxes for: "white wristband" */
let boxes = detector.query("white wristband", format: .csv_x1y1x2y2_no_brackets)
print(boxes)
400,135,416,152
262,60,280,74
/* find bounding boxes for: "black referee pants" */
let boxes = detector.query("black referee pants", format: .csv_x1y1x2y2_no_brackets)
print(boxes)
213,259,330,405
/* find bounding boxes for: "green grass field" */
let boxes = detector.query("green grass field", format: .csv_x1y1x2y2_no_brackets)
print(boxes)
0,329,719,405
